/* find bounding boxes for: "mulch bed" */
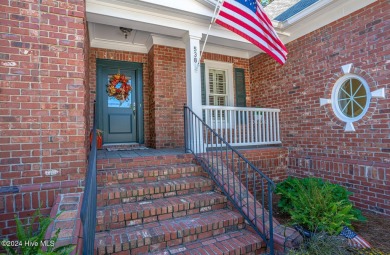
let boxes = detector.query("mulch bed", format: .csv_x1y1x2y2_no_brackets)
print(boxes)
272,198,390,253
353,211,390,253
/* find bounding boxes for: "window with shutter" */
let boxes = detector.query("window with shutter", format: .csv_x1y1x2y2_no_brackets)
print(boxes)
201,61,247,123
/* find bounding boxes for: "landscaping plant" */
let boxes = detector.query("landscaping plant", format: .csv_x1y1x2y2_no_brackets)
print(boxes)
0,208,75,255
288,232,351,255
288,233,386,255
276,177,365,235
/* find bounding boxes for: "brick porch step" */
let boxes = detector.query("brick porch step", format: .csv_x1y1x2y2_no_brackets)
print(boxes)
152,230,265,255
94,209,245,255
96,191,227,231
97,163,204,186
97,176,214,207
97,152,194,171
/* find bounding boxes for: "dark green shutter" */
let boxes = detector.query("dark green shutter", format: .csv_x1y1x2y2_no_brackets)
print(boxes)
235,68,246,107
201,63,206,105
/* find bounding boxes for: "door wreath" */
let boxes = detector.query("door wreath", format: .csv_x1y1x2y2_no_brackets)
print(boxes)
107,74,132,101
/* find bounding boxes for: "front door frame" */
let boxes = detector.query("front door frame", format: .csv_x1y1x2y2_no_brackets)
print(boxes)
96,59,144,144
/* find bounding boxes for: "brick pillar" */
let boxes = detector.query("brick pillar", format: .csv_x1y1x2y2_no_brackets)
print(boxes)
0,0,88,239
148,45,186,149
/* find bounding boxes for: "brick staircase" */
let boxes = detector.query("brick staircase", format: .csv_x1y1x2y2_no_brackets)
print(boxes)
95,153,266,255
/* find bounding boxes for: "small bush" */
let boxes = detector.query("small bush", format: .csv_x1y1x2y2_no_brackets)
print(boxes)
276,177,365,235
0,208,75,255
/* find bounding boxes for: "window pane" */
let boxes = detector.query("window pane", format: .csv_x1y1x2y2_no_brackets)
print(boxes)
209,96,214,106
215,72,226,94
209,72,214,93
216,96,226,106
338,78,367,118
209,69,227,94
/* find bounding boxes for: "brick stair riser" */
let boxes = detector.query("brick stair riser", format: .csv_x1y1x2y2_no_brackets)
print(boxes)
96,197,227,231
96,222,244,255
97,165,205,187
97,154,195,171
152,230,266,255
97,180,214,207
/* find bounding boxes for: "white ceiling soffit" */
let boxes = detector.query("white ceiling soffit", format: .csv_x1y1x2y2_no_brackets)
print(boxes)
89,22,260,58
87,0,262,57
89,23,150,53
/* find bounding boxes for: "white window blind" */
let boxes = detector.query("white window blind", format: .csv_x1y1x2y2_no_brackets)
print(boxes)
208,69,227,106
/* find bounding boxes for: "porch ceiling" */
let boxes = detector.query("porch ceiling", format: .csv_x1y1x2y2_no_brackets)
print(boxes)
86,0,376,58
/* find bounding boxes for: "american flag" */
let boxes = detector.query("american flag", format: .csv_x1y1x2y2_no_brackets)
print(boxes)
215,0,288,65
339,226,371,249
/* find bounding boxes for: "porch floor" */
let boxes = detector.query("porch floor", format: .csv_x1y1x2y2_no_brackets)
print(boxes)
97,147,186,159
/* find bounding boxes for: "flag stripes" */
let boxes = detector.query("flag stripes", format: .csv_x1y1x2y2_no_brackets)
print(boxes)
215,0,287,64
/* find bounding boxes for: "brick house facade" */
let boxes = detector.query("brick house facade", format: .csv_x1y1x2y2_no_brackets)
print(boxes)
0,0,388,243
0,0,89,237
250,0,389,215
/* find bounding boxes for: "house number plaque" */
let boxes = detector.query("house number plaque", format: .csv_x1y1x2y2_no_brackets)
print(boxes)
193,46,198,64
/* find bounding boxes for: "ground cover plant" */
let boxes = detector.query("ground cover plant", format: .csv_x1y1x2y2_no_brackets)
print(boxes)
0,208,75,255
287,232,386,255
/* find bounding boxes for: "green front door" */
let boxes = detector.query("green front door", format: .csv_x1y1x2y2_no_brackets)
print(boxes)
97,59,143,144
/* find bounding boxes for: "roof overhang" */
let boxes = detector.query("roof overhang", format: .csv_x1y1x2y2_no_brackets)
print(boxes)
86,0,377,58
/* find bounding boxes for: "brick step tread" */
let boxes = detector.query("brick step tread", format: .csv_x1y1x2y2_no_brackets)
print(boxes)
96,192,227,231
97,176,214,206
97,153,194,171
97,163,204,186
95,209,245,255
152,229,264,255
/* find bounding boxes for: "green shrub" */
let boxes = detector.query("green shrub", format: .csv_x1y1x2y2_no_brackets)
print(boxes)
0,208,75,255
276,177,365,235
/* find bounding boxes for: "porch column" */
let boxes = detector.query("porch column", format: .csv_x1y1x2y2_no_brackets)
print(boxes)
183,32,202,116
183,32,204,153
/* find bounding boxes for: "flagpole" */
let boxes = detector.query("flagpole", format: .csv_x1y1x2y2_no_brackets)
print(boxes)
197,0,223,69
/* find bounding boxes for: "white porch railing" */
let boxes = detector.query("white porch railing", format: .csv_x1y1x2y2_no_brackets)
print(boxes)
202,106,281,146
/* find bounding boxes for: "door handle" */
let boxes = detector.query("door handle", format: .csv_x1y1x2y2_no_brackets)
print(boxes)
132,103,136,118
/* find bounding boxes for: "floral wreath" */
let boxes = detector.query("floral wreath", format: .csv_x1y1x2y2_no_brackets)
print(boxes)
107,74,132,101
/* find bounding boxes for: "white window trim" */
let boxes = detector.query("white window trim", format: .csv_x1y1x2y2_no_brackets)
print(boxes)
331,74,371,123
204,60,234,106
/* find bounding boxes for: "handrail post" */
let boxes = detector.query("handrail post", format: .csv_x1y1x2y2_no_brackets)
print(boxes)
268,183,274,255
184,104,188,153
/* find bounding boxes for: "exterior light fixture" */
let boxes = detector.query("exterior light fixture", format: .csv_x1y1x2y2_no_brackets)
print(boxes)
119,27,133,39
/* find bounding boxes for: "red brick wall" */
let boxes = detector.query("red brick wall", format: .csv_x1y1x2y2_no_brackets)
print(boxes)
145,48,252,149
148,45,187,148
0,0,88,239
240,147,288,183
250,0,390,215
88,48,151,146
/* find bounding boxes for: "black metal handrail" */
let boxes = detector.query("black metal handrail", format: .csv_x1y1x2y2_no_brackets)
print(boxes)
184,105,275,254
80,102,97,255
